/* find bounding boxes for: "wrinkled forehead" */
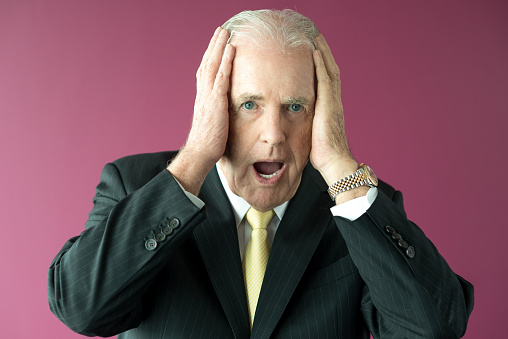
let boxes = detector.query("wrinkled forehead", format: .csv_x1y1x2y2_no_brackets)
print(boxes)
228,38,315,103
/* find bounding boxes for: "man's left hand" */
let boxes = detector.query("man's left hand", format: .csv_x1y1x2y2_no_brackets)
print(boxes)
310,35,368,202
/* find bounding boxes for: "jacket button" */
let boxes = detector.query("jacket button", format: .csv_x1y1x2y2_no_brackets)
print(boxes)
161,225,173,235
169,218,180,229
406,246,415,258
385,225,396,234
391,232,402,241
145,239,157,251
155,232,166,242
398,239,409,249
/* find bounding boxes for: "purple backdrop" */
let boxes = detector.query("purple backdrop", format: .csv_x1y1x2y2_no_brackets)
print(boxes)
1,0,506,337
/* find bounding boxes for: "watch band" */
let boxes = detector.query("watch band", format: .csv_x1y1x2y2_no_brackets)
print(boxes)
327,163,377,201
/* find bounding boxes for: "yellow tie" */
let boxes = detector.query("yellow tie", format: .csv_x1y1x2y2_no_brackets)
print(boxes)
243,207,275,330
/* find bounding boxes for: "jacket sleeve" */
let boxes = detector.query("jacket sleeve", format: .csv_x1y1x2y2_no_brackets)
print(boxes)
47,162,205,337
334,190,474,339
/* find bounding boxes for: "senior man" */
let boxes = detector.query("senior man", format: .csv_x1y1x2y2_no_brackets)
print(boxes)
48,9,474,338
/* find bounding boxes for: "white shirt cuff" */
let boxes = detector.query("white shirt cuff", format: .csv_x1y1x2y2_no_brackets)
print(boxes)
172,175,205,210
330,187,378,221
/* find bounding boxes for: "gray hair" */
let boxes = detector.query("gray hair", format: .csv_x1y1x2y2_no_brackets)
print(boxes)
222,9,320,53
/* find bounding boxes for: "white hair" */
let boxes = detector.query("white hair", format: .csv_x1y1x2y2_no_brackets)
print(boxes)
222,9,320,53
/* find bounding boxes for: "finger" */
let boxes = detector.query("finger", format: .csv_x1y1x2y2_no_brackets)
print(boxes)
212,44,236,97
203,28,230,94
197,27,222,93
313,49,333,100
197,27,222,77
316,35,341,90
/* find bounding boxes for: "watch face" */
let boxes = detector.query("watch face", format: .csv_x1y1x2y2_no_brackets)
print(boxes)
366,165,378,186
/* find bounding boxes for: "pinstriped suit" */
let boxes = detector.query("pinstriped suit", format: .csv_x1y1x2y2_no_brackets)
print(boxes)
48,151,474,338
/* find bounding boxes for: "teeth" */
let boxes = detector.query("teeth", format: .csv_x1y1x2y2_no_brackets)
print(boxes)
259,168,281,179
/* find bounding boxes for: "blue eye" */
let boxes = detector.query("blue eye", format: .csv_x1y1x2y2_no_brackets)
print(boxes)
289,104,303,113
242,101,256,110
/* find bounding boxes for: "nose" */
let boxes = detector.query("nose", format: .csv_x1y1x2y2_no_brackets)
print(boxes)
259,107,286,146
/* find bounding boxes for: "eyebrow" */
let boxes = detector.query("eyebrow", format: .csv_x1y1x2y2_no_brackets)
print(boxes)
285,96,310,105
236,93,310,105
238,92,264,102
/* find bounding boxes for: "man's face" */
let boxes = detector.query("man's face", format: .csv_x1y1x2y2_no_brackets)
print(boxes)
219,38,315,212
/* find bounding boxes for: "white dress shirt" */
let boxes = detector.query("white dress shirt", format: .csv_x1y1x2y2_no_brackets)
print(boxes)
175,164,378,260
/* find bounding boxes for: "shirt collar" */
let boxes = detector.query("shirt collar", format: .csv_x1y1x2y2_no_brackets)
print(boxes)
216,164,289,228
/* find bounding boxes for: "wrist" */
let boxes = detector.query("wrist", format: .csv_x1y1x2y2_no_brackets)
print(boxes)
319,156,359,187
334,186,369,205
325,162,378,205
167,149,214,195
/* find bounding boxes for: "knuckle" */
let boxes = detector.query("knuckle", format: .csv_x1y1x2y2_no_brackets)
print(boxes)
206,60,216,72
322,76,332,85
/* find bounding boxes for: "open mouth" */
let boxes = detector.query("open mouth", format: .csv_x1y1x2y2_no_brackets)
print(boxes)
253,161,284,179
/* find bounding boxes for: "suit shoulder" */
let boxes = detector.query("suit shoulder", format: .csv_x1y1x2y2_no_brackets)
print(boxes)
111,151,178,169
377,179,397,199
105,151,179,193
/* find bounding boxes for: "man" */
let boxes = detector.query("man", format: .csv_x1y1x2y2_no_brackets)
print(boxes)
48,9,474,338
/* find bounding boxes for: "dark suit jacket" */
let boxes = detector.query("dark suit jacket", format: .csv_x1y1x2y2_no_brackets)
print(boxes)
48,151,474,338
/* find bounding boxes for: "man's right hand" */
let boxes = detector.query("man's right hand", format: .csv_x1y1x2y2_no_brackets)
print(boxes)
168,27,235,195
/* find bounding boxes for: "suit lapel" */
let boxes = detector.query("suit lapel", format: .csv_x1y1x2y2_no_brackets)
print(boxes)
193,167,250,339
252,164,334,338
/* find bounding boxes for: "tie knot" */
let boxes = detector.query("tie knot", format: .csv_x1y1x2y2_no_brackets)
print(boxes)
246,208,275,230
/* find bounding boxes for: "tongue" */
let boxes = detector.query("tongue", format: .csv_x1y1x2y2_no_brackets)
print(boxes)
254,162,283,175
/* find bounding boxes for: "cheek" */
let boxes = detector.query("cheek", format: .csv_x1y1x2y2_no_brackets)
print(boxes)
226,117,253,160
227,114,242,147
291,121,313,160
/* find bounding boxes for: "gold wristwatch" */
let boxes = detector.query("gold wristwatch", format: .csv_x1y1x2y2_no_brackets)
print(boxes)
327,163,378,201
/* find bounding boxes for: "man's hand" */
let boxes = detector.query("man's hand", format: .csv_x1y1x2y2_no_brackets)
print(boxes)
310,35,368,203
168,27,235,195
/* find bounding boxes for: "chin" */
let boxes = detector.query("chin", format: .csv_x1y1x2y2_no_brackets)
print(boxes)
243,191,278,212
247,186,296,212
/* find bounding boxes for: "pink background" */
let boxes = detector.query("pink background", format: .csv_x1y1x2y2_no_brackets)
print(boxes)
1,0,506,338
